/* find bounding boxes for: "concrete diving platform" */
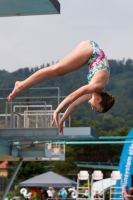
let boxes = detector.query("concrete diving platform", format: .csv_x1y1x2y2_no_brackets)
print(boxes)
0,127,98,161
0,127,98,141
0,0,60,17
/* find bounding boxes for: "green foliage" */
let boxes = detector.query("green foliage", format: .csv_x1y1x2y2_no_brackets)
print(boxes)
14,185,23,197
14,161,48,183
71,118,82,127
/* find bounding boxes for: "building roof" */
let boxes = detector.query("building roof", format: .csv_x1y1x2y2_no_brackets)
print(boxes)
0,161,8,169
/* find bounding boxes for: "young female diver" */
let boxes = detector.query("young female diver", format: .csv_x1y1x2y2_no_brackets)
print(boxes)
7,40,115,135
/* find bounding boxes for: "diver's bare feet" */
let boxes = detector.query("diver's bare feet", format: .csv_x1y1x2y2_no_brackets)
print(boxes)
7,81,23,101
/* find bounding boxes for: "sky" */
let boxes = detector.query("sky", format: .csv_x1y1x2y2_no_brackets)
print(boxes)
0,0,133,72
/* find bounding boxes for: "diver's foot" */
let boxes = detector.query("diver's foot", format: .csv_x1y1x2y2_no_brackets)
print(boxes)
7,81,23,101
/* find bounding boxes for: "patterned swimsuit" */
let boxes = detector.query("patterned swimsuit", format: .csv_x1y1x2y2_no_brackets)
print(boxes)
87,40,110,83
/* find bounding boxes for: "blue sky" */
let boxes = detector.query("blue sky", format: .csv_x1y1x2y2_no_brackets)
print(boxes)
0,0,133,72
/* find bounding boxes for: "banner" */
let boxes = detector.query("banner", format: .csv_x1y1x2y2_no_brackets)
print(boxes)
114,128,133,198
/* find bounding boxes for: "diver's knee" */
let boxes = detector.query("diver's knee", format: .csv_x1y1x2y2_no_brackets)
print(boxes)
51,64,65,77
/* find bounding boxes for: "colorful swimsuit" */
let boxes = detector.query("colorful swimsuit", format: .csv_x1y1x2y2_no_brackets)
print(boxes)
87,40,110,83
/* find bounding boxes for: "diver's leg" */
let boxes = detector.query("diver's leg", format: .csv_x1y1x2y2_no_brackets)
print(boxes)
7,41,92,101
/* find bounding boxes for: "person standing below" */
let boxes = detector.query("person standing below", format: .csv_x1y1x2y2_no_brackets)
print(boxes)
94,191,101,200
36,187,42,200
59,187,67,199
47,187,55,198
123,186,131,200
41,189,48,200
51,187,55,198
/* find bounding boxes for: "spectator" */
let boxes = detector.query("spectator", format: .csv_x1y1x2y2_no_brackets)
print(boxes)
59,187,67,199
36,187,43,200
83,189,89,198
130,187,133,199
123,186,131,200
94,191,101,200
41,189,48,200
47,187,55,198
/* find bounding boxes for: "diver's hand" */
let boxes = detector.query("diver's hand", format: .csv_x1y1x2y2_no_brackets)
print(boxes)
58,122,64,137
52,111,59,128
52,112,64,137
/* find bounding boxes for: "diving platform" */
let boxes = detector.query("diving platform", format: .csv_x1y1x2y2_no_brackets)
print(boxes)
0,127,98,161
73,161,118,171
0,87,99,200
0,89,99,161
0,127,98,141
0,0,60,17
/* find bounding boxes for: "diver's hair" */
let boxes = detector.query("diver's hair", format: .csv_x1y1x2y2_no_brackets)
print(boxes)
99,92,115,113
